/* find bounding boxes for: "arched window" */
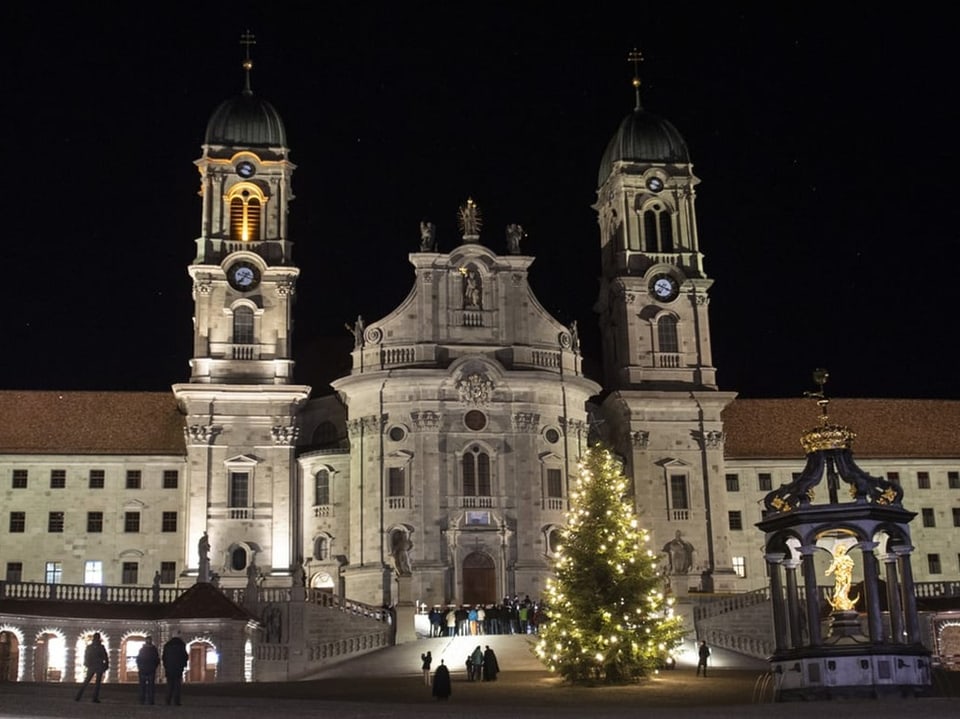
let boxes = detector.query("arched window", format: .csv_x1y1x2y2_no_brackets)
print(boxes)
314,536,328,561
315,469,330,506
231,547,247,571
463,446,491,496
641,202,674,253
233,306,254,344
657,315,679,353
229,191,261,242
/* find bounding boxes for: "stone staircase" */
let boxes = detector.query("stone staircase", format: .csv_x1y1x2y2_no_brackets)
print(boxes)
687,588,776,660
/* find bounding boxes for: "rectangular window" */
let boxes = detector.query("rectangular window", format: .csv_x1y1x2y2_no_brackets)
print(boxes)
546,469,563,498
388,467,405,497
917,471,931,489
126,470,142,489
732,556,746,578
12,469,27,489
758,473,772,491
5,562,23,583
315,470,330,505
229,472,249,507
669,475,689,509
89,469,105,489
887,471,900,484
928,553,942,574
728,510,743,531
121,561,139,585
160,561,177,584
163,469,179,489
50,469,66,489
949,471,960,489
922,507,936,527
162,511,178,532
84,560,103,585
124,511,141,533
9,511,25,533
953,508,960,527
45,561,62,584
725,473,740,492
48,511,65,533
87,511,104,533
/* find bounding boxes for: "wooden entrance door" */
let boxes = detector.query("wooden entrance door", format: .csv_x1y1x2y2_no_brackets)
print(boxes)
462,552,495,605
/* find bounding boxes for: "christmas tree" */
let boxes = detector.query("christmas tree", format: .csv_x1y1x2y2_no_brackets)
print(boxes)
535,444,685,683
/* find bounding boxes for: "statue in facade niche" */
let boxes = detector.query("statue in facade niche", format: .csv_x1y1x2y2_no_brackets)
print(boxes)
391,530,413,576
662,530,694,575
463,269,482,309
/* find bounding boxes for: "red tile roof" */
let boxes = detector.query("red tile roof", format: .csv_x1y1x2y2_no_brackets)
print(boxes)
723,398,960,460
0,391,185,455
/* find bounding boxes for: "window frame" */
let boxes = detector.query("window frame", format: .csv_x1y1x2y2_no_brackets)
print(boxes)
9,511,26,533
48,511,65,533
126,469,142,489
124,511,141,533
87,511,104,533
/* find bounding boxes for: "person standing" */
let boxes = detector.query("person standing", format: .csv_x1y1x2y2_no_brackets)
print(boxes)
75,632,109,703
470,645,484,681
136,636,160,704
697,640,711,677
420,650,432,686
432,659,451,700
162,633,189,705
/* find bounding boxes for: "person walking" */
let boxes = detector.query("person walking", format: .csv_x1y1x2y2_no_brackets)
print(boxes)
162,633,189,705
432,659,451,700
136,635,161,705
482,645,499,681
697,640,711,676
420,650,432,685
75,632,109,703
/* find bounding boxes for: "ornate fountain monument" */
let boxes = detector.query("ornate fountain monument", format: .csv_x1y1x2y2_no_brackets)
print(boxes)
757,370,931,700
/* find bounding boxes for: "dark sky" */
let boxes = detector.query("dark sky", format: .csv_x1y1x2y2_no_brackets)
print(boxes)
4,5,956,399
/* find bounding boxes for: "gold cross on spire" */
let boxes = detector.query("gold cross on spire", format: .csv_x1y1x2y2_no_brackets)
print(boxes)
240,30,256,94
628,48,643,110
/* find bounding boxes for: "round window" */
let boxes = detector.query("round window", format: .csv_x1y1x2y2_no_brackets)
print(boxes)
389,426,406,442
464,410,487,431
544,428,560,444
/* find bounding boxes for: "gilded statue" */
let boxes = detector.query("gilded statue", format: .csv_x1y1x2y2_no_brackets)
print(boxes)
825,543,859,611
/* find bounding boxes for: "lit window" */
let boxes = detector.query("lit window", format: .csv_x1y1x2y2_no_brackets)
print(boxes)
732,556,746,578
229,192,261,242
84,560,103,585
45,561,62,584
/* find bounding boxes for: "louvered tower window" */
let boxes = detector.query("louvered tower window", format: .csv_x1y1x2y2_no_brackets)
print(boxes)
230,191,261,242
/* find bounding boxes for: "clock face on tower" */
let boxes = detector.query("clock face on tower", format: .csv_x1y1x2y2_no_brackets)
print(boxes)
650,273,679,302
236,160,256,179
646,176,664,192
227,261,261,291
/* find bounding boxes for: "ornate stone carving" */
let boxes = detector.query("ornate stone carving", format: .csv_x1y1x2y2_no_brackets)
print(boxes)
457,197,482,239
695,430,724,449
629,430,650,448
185,424,221,444
271,425,300,446
419,220,437,251
194,275,212,295
505,223,524,254
457,373,495,407
411,410,441,430
276,275,297,296
559,417,586,437
512,412,540,432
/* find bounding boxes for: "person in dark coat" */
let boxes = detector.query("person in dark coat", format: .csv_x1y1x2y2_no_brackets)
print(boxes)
136,635,161,705
432,659,451,700
75,632,109,703
482,645,500,681
162,633,190,705
697,640,711,676
420,650,432,685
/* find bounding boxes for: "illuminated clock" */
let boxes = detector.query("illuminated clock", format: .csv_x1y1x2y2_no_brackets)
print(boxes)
236,160,256,179
650,273,679,302
646,176,664,192
227,261,261,291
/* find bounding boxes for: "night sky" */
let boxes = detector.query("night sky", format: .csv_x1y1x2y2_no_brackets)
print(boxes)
4,5,956,400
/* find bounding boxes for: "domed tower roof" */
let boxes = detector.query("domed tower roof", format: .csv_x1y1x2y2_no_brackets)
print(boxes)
597,108,689,185
204,91,287,148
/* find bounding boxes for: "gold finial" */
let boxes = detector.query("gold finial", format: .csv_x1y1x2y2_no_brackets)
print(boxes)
457,198,482,241
800,368,856,453
240,30,256,94
628,48,644,110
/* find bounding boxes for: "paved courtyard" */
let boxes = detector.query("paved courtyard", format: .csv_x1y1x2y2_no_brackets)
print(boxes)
0,635,958,718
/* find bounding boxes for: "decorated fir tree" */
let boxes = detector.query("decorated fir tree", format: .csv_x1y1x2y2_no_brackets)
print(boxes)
535,444,684,683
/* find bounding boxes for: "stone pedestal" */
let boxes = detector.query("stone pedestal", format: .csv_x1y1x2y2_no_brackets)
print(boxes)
395,575,417,643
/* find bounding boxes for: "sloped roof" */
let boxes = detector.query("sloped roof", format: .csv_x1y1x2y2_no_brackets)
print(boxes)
0,391,185,455
722,398,960,460
165,582,257,620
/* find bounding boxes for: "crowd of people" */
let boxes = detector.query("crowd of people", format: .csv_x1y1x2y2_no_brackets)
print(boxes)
426,595,548,637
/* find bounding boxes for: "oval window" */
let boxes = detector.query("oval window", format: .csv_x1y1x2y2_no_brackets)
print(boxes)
464,410,487,431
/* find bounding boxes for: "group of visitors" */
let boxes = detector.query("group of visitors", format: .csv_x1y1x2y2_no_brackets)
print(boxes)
429,595,547,637
423,644,500,701
73,631,190,706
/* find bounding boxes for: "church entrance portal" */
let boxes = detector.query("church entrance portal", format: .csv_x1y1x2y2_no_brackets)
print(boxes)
462,552,495,605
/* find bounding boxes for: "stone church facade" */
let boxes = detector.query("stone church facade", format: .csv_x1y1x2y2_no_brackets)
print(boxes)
3,53,960,681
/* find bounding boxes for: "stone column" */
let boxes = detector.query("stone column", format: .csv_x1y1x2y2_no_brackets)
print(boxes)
765,553,788,654
882,553,904,643
859,541,883,642
894,545,922,643
394,575,417,643
783,558,803,648
799,544,822,646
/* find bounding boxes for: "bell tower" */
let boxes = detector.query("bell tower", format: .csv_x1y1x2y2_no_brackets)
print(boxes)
596,52,738,593
595,50,716,392
173,34,310,588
